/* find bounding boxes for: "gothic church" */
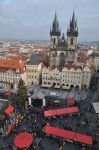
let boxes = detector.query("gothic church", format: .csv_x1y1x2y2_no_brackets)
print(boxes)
49,12,78,68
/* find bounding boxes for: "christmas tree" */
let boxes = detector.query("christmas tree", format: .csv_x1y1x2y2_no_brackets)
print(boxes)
16,78,27,108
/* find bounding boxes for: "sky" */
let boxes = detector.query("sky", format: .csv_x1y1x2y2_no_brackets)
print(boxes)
0,0,99,41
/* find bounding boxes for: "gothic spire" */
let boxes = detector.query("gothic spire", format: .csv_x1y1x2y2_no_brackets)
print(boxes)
67,11,78,37
50,13,61,36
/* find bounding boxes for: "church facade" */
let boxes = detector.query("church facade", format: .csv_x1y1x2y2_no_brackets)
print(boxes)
49,12,78,68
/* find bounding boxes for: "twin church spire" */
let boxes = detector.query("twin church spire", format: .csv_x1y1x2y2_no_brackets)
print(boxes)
50,11,78,37
49,11,78,68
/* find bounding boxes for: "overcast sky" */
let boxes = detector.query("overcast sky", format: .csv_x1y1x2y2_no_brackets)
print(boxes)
0,0,99,41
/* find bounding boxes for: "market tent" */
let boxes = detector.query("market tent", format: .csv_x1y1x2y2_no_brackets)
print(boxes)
44,125,75,140
4,105,14,116
75,133,93,145
67,98,76,105
4,91,13,97
44,106,80,117
44,125,93,145
14,132,33,149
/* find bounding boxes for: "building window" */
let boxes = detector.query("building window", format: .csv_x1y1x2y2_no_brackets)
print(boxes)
53,38,56,45
71,38,73,45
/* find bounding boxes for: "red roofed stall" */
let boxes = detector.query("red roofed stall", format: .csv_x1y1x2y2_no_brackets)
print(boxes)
67,98,76,105
75,133,93,145
44,125,93,145
4,105,14,116
44,125,75,140
4,91,13,97
14,132,33,149
44,106,80,117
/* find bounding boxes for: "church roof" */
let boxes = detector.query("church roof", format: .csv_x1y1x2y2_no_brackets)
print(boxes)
27,53,43,65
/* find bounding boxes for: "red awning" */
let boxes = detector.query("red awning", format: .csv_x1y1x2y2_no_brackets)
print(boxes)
4,105,14,115
44,106,80,117
44,125,75,140
4,91,13,97
75,133,93,145
44,125,93,145
14,132,33,148
67,98,76,105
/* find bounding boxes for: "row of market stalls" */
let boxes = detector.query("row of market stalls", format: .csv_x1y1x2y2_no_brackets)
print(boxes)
42,98,93,147
0,99,19,136
12,98,93,149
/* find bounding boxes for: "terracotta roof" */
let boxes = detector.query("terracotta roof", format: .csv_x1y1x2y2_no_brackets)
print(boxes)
77,51,88,63
65,64,82,70
6,55,29,63
0,59,25,72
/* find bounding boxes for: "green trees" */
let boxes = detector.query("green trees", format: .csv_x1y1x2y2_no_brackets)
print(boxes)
16,78,27,108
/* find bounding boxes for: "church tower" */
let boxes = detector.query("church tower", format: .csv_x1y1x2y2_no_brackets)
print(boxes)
49,13,61,67
67,11,78,50
50,13,61,48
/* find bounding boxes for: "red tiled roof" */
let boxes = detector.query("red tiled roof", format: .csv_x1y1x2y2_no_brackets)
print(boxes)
65,64,82,70
77,51,88,63
0,59,25,72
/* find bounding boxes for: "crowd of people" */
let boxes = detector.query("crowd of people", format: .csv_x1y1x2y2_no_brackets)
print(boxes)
0,91,99,150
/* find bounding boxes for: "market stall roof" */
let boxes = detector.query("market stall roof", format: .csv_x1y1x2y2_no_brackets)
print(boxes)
44,125,75,140
44,125,93,145
4,105,14,115
67,98,76,105
75,133,93,145
4,91,13,97
14,132,33,148
44,106,80,117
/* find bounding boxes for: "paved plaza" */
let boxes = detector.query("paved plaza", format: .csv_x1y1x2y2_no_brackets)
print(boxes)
28,85,89,101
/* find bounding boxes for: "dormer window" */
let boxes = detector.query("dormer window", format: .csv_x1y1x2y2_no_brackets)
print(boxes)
16,69,19,73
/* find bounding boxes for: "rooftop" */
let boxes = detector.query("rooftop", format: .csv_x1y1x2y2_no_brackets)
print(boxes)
0,59,25,73
27,53,43,65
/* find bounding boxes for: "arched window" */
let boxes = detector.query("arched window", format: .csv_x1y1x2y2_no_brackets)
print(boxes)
59,52,65,67
71,38,73,45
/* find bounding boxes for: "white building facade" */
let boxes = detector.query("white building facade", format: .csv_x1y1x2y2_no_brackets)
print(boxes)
41,65,92,89
26,63,42,86
0,59,26,89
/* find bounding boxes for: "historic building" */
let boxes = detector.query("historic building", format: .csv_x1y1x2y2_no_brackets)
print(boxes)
49,12,78,68
41,12,93,89
41,65,92,89
0,59,26,89
26,53,43,86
